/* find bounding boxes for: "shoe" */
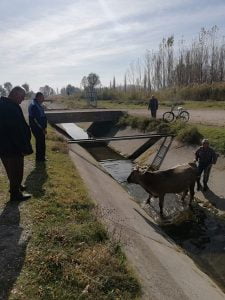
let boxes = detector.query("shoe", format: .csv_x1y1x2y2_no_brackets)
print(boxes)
10,192,32,201
20,184,27,191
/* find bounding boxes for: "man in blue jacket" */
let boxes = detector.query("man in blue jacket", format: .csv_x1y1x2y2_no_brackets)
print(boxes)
0,86,33,201
28,92,47,162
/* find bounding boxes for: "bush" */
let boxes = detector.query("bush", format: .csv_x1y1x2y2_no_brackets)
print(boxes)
117,115,204,146
177,126,203,145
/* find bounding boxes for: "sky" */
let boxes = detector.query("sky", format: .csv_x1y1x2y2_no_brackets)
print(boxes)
0,0,224,91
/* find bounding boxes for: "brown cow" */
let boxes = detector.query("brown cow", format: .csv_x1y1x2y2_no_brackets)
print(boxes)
127,162,198,216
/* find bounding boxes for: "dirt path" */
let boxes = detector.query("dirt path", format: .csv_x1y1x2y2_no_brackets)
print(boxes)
69,143,225,299
128,108,225,126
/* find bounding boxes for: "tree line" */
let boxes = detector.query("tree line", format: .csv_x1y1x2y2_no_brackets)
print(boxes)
123,26,224,92
1,26,224,102
0,82,57,98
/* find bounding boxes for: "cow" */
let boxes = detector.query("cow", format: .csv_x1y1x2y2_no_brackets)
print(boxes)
127,162,198,216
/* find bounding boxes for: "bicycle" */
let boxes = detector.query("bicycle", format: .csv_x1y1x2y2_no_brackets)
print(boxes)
163,105,190,123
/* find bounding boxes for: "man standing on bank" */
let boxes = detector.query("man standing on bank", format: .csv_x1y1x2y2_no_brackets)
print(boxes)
0,86,33,201
28,92,47,162
148,95,158,118
195,139,217,191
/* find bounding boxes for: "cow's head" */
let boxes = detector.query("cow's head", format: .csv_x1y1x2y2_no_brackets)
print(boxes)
127,165,145,184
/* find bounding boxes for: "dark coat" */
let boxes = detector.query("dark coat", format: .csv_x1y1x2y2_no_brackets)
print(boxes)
195,146,217,166
148,97,158,111
0,97,33,156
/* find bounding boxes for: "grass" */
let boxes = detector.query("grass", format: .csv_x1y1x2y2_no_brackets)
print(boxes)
51,95,225,111
2,128,141,299
98,100,225,110
117,114,225,154
195,124,225,154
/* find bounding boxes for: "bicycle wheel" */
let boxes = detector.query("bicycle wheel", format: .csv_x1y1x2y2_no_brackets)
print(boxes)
163,111,174,122
179,111,190,122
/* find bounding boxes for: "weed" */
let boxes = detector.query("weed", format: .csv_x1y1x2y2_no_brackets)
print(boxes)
9,128,141,299
176,126,203,145
117,115,225,151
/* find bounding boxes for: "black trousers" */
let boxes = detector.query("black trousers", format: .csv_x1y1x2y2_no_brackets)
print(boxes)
151,110,157,118
197,164,212,184
32,129,46,161
0,155,24,196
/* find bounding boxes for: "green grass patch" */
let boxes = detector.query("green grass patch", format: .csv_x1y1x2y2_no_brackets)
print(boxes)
118,114,225,153
8,128,141,299
98,99,225,110
195,124,225,154
117,114,225,153
175,100,225,110
52,95,225,111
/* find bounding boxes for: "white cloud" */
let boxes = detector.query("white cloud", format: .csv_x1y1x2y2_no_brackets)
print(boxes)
0,0,224,90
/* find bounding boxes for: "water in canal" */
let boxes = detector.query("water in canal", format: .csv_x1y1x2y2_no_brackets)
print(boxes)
62,122,225,292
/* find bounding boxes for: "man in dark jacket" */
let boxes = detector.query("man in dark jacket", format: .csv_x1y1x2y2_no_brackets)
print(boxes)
0,86,33,201
148,95,158,118
195,139,217,191
28,92,47,162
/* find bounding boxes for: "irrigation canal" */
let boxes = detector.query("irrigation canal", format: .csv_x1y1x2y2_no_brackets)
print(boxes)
59,122,225,292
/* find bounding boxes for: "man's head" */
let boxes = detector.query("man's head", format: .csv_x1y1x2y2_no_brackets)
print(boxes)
8,86,26,104
202,138,209,148
35,92,44,104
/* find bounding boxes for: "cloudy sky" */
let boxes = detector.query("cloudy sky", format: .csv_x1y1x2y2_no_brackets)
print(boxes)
0,0,224,91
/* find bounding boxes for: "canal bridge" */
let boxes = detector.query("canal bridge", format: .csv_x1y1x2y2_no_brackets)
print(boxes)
45,109,125,123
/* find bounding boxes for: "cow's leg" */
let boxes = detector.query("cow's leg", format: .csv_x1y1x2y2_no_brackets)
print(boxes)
181,189,188,202
159,195,165,217
189,182,195,207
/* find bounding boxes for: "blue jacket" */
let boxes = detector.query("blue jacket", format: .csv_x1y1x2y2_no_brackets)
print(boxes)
28,99,47,131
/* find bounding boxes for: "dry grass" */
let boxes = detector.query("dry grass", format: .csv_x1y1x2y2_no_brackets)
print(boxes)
6,128,141,299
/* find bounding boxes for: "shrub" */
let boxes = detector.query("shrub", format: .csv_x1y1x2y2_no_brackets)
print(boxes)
117,115,204,146
177,126,203,145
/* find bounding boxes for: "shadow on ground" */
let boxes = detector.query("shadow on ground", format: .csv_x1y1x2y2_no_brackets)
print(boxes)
203,188,225,211
25,162,48,197
0,201,29,300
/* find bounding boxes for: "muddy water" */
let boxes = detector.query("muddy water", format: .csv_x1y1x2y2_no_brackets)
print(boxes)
63,123,225,292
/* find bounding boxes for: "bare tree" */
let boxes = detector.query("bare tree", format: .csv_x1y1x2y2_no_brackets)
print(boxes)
39,85,55,97
124,74,127,92
0,85,6,97
22,83,29,93
113,76,116,89
4,82,13,95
